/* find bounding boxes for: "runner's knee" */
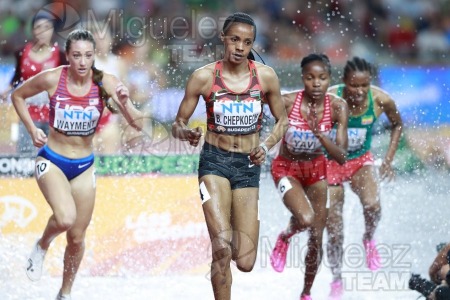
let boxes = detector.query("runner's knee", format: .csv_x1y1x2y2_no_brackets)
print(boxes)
67,228,87,246
212,246,232,273
329,185,344,200
363,200,381,213
54,212,76,232
235,250,257,272
293,210,314,228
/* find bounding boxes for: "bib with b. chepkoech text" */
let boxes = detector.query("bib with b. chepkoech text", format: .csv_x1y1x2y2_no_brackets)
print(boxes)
204,60,264,135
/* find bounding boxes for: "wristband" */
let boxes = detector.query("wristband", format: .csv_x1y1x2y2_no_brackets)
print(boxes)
259,142,268,154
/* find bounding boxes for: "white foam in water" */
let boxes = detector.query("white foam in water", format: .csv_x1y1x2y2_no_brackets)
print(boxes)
1,170,447,299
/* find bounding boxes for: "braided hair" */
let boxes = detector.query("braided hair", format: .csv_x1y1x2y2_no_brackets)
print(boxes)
343,57,373,80
65,29,117,112
301,53,332,75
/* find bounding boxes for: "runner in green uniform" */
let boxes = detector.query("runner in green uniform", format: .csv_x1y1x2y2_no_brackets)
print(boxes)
326,57,403,300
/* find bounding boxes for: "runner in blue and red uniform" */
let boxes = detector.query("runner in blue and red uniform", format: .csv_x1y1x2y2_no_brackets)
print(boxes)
172,12,288,300
11,29,144,300
269,54,348,300
326,57,403,300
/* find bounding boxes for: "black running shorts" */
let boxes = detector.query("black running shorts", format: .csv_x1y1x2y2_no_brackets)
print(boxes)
198,142,261,190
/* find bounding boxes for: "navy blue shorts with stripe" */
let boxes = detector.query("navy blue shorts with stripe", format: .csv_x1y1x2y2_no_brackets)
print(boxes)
37,145,94,181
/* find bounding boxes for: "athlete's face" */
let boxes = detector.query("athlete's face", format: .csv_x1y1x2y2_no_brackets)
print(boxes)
343,71,371,104
32,19,54,46
302,61,331,101
66,40,95,77
221,22,255,64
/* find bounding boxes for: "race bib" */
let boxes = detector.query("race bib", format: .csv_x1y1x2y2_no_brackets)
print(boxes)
35,160,50,180
53,103,101,136
284,126,323,154
213,99,262,134
347,128,367,152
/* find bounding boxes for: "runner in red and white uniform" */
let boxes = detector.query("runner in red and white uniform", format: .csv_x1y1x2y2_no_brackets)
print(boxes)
269,54,349,300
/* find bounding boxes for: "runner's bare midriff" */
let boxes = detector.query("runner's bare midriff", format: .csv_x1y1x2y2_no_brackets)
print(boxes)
205,130,260,153
45,127,94,158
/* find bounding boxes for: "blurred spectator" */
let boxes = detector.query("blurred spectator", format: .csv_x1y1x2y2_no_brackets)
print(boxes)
443,15,450,45
88,22,127,154
0,9,27,57
416,16,449,63
1,11,67,155
117,38,166,153
119,39,165,112
363,0,389,46
1,0,450,156
1,0,449,70
387,17,417,59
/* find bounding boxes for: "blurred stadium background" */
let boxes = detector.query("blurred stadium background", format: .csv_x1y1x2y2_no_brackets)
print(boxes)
0,1,449,299
0,0,449,170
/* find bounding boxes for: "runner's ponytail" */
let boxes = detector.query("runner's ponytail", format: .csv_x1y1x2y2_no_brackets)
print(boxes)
92,65,117,113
